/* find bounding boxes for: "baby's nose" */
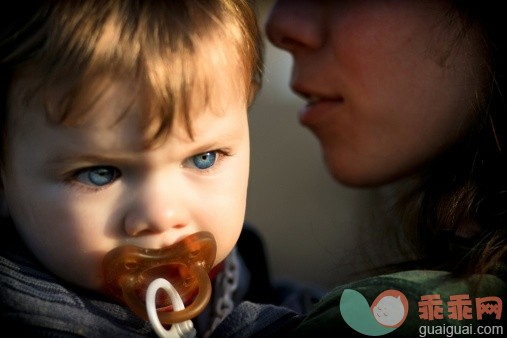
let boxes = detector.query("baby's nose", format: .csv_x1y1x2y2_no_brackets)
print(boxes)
123,177,190,237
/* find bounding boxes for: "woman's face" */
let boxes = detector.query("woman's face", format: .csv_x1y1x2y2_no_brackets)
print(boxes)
266,0,488,187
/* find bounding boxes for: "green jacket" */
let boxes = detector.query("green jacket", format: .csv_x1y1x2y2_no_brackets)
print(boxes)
282,270,506,337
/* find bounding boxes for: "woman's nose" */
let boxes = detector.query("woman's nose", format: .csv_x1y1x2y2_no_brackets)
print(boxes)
265,0,324,52
123,179,190,237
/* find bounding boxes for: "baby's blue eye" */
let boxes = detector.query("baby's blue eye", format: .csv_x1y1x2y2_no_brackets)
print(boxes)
76,166,119,186
192,152,217,169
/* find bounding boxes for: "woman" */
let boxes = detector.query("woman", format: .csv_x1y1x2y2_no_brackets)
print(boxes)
211,1,507,336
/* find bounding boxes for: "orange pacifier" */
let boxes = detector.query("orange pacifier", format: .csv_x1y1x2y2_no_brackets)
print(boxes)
102,231,216,329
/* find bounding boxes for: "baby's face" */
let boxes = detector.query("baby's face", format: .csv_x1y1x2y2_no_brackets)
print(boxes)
2,72,249,293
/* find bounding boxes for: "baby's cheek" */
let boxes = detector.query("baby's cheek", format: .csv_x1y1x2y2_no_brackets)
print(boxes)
214,235,239,266
56,250,106,292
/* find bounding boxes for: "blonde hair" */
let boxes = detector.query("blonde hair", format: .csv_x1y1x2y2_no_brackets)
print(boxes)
2,0,263,149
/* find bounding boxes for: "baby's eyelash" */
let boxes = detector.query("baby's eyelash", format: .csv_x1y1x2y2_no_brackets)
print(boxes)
183,149,232,172
63,166,121,192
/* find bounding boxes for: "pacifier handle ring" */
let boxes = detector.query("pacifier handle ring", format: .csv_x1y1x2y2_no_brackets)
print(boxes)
146,278,196,338
121,264,212,324
157,264,212,324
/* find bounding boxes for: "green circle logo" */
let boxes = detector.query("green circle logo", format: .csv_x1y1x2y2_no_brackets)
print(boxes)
340,289,409,336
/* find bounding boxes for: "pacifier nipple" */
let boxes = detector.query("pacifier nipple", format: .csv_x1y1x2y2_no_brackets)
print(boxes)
102,231,216,325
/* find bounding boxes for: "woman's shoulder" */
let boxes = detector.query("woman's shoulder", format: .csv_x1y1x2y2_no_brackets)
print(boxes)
324,269,507,302
283,270,506,337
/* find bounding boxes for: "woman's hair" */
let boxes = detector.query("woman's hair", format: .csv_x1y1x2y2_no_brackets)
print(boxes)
398,1,507,278
0,0,263,160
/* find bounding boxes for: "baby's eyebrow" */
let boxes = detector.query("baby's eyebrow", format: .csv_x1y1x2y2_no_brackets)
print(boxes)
47,153,138,166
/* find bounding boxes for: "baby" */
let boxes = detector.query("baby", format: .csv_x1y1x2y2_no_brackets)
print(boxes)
0,1,267,337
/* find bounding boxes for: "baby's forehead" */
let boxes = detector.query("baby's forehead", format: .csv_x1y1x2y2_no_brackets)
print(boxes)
10,62,245,143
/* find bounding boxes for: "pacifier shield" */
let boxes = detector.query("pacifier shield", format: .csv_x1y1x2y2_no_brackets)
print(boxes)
102,231,216,323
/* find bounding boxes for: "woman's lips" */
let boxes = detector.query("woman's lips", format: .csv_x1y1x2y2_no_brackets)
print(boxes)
299,97,344,127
